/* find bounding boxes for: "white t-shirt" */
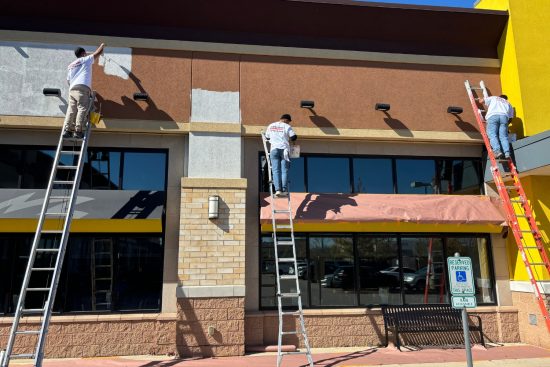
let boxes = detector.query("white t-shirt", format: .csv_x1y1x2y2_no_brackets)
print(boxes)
484,96,514,121
67,55,94,90
265,121,296,151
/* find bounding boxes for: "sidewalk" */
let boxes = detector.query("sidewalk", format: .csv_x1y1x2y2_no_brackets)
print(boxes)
7,344,550,367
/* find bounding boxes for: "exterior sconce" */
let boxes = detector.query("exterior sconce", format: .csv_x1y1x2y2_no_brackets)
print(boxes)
300,100,315,109
375,103,390,111
208,195,219,219
43,88,61,97
447,106,463,114
133,92,149,101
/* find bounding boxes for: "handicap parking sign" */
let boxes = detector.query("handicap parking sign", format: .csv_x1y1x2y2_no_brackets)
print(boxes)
447,257,475,295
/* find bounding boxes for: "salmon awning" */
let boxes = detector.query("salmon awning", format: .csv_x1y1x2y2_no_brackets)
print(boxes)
260,193,507,233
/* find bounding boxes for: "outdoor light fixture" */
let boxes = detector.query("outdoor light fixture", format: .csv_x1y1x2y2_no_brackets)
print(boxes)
133,92,149,101
208,195,219,219
300,100,315,109
43,88,61,97
375,103,390,111
447,106,463,114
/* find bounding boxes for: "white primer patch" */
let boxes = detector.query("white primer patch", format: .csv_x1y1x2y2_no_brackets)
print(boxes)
191,89,240,123
98,47,132,79
0,41,132,117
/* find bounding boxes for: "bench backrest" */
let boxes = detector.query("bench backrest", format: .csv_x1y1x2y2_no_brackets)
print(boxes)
382,305,463,328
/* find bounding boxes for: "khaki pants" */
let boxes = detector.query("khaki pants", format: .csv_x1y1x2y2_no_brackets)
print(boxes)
63,85,91,133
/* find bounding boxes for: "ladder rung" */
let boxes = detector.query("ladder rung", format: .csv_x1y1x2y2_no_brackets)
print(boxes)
57,165,78,170
276,241,294,246
279,275,297,280
10,353,35,359
95,265,112,268
26,288,51,292
278,258,295,262
95,290,110,293
470,87,483,90
519,230,535,233
281,311,301,316
36,248,60,252
21,308,45,314
41,230,63,234
52,180,75,185
505,185,518,190
49,196,70,200
94,302,112,306
94,252,111,255
529,263,548,266
45,212,67,216
60,150,80,155
279,292,300,298
522,246,543,250
282,351,308,355
275,225,292,229
281,330,302,335
510,199,525,203
15,330,41,335
94,278,112,281
32,267,55,271
273,210,291,214
515,214,531,218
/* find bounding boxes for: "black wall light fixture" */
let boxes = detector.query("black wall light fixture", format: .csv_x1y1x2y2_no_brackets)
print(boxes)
43,88,61,97
447,106,463,114
133,92,149,101
300,100,315,109
375,103,390,111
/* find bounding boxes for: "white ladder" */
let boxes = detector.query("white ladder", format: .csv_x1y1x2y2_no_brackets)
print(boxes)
1,93,96,367
261,132,314,367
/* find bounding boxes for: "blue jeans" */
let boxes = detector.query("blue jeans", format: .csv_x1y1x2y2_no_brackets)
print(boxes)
269,148,290,192
486,115,510,156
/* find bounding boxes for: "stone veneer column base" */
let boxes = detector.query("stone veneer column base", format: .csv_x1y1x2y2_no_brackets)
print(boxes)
176,297,245,357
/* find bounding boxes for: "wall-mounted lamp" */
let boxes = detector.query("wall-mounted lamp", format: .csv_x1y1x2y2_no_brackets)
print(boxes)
133,92,149,101
208,195,219,219
43,88,61,97
300,100,315,109
375,103,390,111
447,106,463,114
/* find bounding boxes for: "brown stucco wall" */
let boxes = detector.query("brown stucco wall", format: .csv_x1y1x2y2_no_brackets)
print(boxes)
240,56,501,132
512,291,550,348
93,49,192,122
192,52,240,92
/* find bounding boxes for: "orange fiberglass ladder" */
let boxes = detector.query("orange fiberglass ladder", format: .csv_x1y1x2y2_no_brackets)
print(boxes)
465,80,550,332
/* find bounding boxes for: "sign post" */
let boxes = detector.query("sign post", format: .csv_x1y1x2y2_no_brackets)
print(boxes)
448,253,475,367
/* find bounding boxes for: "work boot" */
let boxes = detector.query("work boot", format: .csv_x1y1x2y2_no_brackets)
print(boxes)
73,131,84,139
62,131,72,139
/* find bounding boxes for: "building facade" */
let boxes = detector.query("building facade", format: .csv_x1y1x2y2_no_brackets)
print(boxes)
0,0,548,358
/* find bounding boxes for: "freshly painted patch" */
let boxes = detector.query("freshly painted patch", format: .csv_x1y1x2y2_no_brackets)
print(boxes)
98,47,132,80
191,89,240,123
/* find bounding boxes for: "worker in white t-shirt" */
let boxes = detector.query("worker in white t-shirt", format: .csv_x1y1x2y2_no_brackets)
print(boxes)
62,43,105,139
265,114,297,197
479,81,515,159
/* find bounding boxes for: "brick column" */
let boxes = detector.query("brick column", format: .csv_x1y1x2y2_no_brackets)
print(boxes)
176,178,246,357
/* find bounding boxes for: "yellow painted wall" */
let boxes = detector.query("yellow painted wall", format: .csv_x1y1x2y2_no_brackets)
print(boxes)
478,0,550,283
477,0,550,137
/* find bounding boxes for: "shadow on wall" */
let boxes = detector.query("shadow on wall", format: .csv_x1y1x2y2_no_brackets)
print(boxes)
111,191,165,219
509,117,525,140
211,196,231,233
452,113,481,139
95,68,178,127
295,193,358,220
307,108,340,135
177,299,217,358
381,111,413,137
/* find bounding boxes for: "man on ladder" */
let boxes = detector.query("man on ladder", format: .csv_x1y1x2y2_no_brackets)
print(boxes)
478,81,515,160
265,114,298,197
63,43,104,139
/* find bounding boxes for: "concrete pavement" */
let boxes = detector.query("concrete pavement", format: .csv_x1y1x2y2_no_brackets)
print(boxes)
6,344,550,367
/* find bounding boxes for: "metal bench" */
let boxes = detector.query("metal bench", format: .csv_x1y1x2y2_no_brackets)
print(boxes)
382,304,485,350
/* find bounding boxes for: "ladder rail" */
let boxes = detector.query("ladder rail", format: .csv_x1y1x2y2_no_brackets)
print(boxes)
260,131,313,367
464,80,550,332
2,92,96,367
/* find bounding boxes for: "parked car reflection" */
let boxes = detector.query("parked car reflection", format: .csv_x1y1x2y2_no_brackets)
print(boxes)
321,265,398,289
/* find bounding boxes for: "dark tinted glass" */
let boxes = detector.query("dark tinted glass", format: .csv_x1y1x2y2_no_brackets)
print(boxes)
356,236,401,306
289,157,305,192
0,234,163,314
396,159,437,194
309,236,355,307
447,160,482,195
81,150,122,189
307,157,350,193
401,237,448,304
122,152,166,190
353,158,394,193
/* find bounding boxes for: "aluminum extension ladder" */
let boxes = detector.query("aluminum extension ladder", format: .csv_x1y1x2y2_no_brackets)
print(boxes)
1,93,96,367
260,132,314,367
465,80,550,332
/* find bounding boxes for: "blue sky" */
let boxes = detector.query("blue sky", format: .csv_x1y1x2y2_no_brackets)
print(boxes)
360,0,476,7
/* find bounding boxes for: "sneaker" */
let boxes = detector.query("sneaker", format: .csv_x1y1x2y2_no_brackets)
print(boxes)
504,153,511,159
275,191,283,197
62,131,72,139
494,151,504,159
73,131,84,139
279,191,289,197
